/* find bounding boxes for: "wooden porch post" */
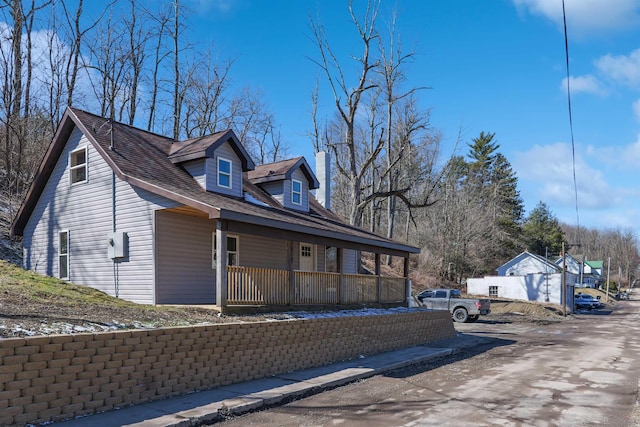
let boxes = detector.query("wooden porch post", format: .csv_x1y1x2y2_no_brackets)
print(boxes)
375,253,381,303
287,240,295,305
404,256,410,307
337,247,343,305
215,220,228,310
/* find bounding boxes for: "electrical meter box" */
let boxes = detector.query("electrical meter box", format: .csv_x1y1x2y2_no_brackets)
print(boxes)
108,231,128,259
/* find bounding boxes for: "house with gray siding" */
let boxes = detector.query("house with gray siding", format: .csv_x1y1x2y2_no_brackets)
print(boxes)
12,108,419,311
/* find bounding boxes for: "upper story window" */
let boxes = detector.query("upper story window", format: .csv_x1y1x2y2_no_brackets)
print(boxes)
70,147,87,184
292,179,302,205
217,157,232,189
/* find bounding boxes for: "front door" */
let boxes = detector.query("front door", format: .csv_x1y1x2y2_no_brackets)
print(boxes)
299,243,315,271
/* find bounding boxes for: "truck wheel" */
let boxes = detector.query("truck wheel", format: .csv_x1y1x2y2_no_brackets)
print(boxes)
468,315,479,322
453,307,469,323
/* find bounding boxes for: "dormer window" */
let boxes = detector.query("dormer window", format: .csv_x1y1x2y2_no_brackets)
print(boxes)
218,157,232,189
292,179,302,205
70,147,87,184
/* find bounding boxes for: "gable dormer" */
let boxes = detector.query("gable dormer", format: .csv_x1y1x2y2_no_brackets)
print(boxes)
247,157,320,212
168,129,255,197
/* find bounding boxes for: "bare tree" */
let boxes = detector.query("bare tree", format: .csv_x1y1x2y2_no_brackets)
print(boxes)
182,52,234,138
310,0,382,226
123,0,149,125
1,0,25,200
0,0,53,224
377,10,429,248
85,10,128,120
417,154,495,281
226,87,284,163
60,0,111,109
43,4,67,132
310,0,440,229
171,0,181,140
562,223,639,287
0,0,50,195
308,80,323,153
145,3,171,132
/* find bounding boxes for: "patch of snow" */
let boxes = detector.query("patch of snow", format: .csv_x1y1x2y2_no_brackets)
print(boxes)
244,193,270,207
275,306,428,319
1,306,431,338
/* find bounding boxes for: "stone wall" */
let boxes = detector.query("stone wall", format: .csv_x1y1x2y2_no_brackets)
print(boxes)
0,310,455,426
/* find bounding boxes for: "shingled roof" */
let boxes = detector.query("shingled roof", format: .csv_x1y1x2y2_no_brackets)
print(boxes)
12,107,419,256
248,157,320,189
168,129,255,171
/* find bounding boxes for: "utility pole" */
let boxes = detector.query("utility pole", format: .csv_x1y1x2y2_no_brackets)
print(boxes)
545,247,550,302
606,257,611,303
562,242,566,316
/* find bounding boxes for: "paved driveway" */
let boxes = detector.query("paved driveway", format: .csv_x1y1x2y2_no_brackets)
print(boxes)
221,298,640,426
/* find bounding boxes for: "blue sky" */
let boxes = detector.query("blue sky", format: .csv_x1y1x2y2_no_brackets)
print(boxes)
87,0,640,237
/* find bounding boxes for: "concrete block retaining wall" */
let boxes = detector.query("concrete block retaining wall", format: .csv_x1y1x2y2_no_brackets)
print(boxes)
0,310,455,426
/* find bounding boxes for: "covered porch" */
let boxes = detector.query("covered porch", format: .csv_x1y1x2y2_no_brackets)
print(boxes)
225,262,408,309
155,208,417,313
216,217,414,313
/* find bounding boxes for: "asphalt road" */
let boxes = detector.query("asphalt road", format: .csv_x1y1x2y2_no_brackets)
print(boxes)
219,298,640,427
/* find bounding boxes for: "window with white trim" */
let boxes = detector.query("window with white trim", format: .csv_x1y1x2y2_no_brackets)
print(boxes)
70,147,87,184
489,285,498,297
292,179,302,205
59,231,69,279
217,157,232,189
212,234,239,268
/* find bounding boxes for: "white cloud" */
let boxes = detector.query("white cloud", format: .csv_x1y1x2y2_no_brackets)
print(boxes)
513,0,640,34
189,0,242,15
560,75,607,95
587,133,640,168
633,99,640,122
623,134,640,164
513,139,640,233
513,142,614,209
595,49,640,89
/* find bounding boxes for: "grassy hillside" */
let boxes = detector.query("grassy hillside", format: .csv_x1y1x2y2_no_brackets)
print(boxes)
0,260,234,338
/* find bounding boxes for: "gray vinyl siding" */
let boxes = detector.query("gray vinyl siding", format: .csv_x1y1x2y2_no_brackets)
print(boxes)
316,245,326,272
155,211,216,304
155,216,292,303
342,249,358,274
182,160,206,189
260,181,284,205
284,169,309,212
23,126,178,305
113,184,178,303
234,233,288,270
206,143,243,197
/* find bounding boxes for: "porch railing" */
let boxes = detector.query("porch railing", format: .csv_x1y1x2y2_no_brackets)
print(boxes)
227,266,289,305
294,271,341,304
226,266,406,306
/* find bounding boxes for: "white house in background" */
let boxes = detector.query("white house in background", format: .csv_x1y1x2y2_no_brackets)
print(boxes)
468,251,578,305
584,260,604,287
497,251,559,277
555,254,603,288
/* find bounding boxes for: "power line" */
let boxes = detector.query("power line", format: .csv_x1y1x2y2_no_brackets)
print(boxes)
562,0,581,245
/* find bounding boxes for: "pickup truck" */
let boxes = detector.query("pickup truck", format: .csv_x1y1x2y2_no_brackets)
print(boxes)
415,288,491,323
